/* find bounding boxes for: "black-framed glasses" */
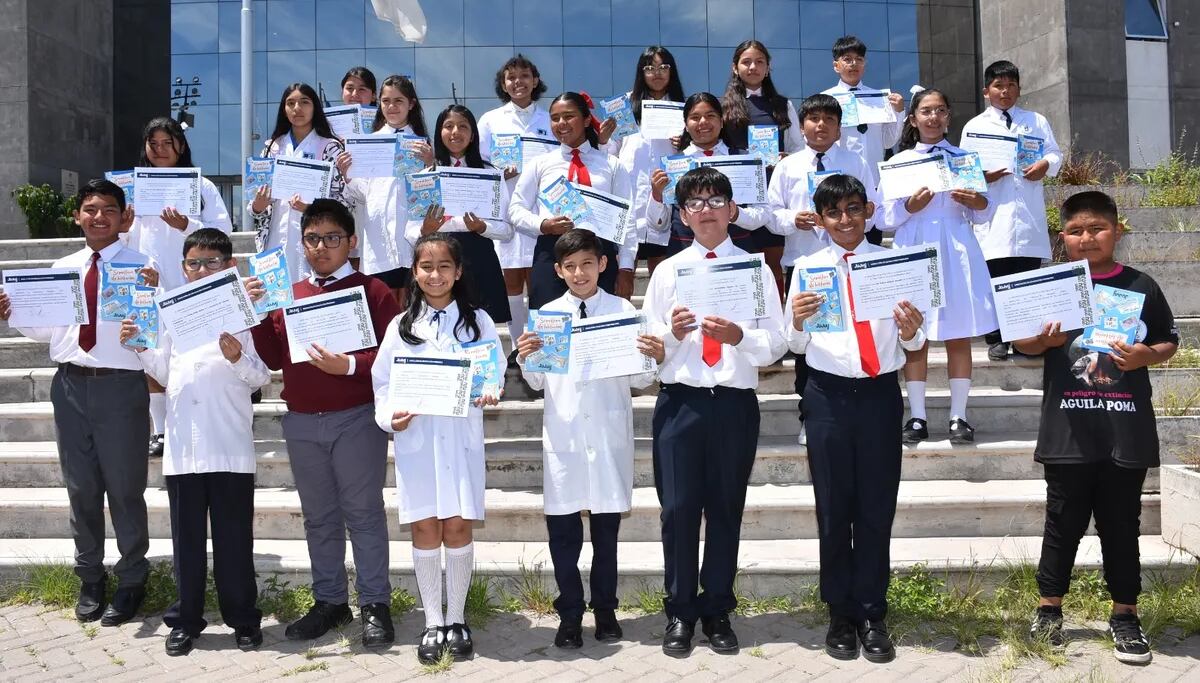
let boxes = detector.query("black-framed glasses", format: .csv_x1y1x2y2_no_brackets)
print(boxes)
821,205,867,221
682,196,730,213
642,64,672,74
182,257,229,272
303,233,347,248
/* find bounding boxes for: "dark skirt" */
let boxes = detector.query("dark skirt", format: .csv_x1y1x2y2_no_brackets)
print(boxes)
371,266,410,289
529,233,619,310
447,231,511,324
637,242,669,260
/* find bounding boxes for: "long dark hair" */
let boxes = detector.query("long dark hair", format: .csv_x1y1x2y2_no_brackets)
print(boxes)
372,74,429,138
267,83,337,150
341,66,377,104
549,92,599,149
433,105,489,169
899,88,950,151
675,92,727,153
398,234,482,345
138,117,195,168
721,40,792,134
631,46,685,125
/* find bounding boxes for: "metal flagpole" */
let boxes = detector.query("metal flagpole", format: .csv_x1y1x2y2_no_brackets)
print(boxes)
240,0,253,163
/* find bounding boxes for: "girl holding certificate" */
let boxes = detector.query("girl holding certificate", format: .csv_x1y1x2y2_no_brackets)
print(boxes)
344,74,433,301
249,83,349,285
340,66,376,106
880,89,997,445
406,104,513,325
371,234,501,665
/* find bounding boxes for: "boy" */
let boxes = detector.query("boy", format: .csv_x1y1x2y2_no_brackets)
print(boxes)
120,228,269,656
0,179,154,627
251,199,402,647
786,175,925,664
1014,191,1177,664
822,35,904,245
516,229,664,649
642,167,787,656
961,60,1061,361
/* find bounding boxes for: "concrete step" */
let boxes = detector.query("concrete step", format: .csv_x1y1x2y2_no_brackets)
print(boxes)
0,479,1161,543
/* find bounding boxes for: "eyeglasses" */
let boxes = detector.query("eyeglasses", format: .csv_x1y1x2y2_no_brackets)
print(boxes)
821,205,867,221
682,196,730,213
182,257,229,272
837,56,865,66
916,107,950,118
303,233,347,248
642,64,672,74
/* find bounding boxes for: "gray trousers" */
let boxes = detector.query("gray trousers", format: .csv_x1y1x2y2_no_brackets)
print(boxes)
283,403,391,605
51,366,150,587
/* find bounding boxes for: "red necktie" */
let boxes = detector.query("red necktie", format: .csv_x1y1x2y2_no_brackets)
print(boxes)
703,150,714,157
79,252,100,352
454,159,462,167
568,149,591,187
843,252,880,377
701,251,722,367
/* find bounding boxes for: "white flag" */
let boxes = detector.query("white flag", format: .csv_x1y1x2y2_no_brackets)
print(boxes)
371,0,427,44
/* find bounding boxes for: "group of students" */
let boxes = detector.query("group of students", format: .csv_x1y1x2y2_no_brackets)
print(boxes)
0,33,1180,668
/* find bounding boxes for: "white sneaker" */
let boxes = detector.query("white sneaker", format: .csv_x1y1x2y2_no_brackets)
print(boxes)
798,424,807,446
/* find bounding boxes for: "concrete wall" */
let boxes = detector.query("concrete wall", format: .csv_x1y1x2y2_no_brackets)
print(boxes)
113,0,170,170
1064,0,1129,168
1166,1,1200,154
0,0,31,238
916,0,981,143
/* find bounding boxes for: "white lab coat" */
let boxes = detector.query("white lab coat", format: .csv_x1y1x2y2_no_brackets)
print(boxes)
619,131,682,247
401,157,514,245
478,101,553,269
344,124,418,275
127,177,233,292
822,80,905,192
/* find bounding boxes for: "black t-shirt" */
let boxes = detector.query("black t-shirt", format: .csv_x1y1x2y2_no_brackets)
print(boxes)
1034,265,1179,468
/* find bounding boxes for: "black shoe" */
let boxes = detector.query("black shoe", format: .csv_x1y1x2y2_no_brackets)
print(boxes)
360,602,395,648
250,388,263,404
857,618,895,663
661,616,694,657
284,601,353,641
445,623,473,661
1109,612,1152,664
164,627,195,656
417,626,447,665
1029,605,1064,646
948,418,975,444
824,615,858,660
593,609,622,642
100,584,145,626
902,418,928,444
701,613,739,653
554,619,583,649
75,574,107,622
988,341,1010,361
234,625,263,651
148,434,164,458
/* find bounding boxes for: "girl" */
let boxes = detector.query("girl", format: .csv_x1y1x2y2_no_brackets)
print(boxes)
881,89,997,445
341,66,377,106
125,116,233,459
508,92,635,310
249,83,349,284
344,74,432,301
407,104,513,325
721,40,805,296
371,234,501,665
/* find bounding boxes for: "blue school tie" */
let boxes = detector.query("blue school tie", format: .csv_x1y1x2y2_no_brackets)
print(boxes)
1002,109,1013,129
579,301,587,319
815,152,826,173
430,309,444,327
849,87,868,134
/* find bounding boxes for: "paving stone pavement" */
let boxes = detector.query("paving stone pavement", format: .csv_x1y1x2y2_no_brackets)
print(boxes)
2,605,1200,681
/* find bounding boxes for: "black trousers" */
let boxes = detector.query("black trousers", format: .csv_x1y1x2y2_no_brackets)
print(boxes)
651,384,759,621
1036,462,1147,605
804,369,903,621
529,234,618,310
163,472,262,634
546,512,621,621
984,256,1042,345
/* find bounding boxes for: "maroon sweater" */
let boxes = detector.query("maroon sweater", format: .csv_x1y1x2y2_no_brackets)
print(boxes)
252,271,401,414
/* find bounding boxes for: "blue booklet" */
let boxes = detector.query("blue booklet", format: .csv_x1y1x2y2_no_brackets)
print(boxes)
123,285,159,349
538,176,592,223
748,125,780,166
104,170,135,205
796,267,846,333
406,170,442,220
599,94,639,140
359,106,379,133
1016,134,1045,173
832,92,860,127
99,262,149,321
946,152,987,192
807,169,842,195
456,339,502,399
1081,285,1145,352
394,134,427,176
243,157,275,204
660,154,696,206
490,133,523,172
523,310,572,374
247,246,293,314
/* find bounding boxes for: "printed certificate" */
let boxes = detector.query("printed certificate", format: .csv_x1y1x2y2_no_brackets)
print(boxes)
960,131,1018,172
990,261,1095,342
694,155,767,205
324,104,364,140
344,134,399,178
877,154,949,201
283,285,379,363
271,157,334,203
846,244,945,320
570,310,656,381
575,185,636,247
675,253,769,322
438,166,505,220
388,354,472,418
1,268,88,327
155,268,259,353
851,89,898,125
640,100,685,139
132,167,202,216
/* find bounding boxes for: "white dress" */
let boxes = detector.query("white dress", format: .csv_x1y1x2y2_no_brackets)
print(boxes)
478,101,553,269
127,177,233,292
880,141,999,341
520,290,655,515
344,123,418,276
372,300,499,523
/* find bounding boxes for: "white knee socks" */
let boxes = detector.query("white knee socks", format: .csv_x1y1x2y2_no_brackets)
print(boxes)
949,378,971,422
506,294,527,353
906,380,927,421
412,547,444,628
149,392,166,435
444,543,474,625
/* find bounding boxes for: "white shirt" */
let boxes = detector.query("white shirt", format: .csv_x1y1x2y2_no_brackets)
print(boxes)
126,177,232,291
16,240,155,370
137,326,269,475
642,237,787,389
786,241,927,377
344,124,418,274
962,105,1062,260
477,101,553,162
521,289,654,515
743,88,805,154
617,130,678,246
402,157,514,244
822,80,905,191
508,143,637,269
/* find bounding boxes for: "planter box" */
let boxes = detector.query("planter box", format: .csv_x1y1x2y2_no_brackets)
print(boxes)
1116,231,1200,262
1122,208,1200,234
1160,464,1200,558
1046,185,1150,208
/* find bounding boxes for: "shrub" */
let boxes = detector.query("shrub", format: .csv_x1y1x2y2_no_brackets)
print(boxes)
11,184,77,239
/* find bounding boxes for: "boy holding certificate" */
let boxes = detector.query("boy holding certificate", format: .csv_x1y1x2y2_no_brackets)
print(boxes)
642,166,787,656
787,175,926,664
1013,192,1177,665
250,199,401,648
515,229,664,649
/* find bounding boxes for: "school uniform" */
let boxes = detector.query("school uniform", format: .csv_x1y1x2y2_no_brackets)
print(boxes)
508,143,636,309
126,177,233,291
880,141,998,341
618,131,677,260
345,123,420,289
787,240,927,621
250,132,348,284
478,101,553,270
15,240,154,589
136,324,268,636
250,262,400,608
520,289,656,621
403,156,514,323
641,237,787,621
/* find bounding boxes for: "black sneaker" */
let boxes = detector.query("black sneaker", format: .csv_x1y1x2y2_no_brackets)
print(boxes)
1109,612,1151,664
148,434,164,458
948,418,975,444
417,626,447,664
988,342,1010,361
1029,605,1064,646
445,623,473,661
902,418,928,444
284,601,353,641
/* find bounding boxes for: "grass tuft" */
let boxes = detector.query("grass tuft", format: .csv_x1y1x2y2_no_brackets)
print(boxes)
420,647,455,675
391,587,417,616
619,580,666,616
258,576,315,622
281,662,329,677
464,575,501,625
507,559,556,615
